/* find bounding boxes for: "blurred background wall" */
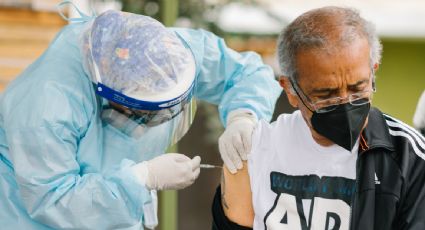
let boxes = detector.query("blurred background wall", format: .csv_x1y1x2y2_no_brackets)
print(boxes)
0,0,423,230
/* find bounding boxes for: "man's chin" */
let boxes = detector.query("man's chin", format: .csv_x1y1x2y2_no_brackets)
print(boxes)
305,124,334,146
311,132,335,147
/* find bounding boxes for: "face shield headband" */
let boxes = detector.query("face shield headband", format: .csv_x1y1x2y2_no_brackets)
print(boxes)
95,80,195,110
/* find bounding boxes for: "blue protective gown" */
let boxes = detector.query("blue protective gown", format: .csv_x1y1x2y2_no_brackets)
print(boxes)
0,22,281,229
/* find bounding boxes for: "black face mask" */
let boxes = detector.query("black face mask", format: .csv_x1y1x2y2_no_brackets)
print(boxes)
311,102,371,151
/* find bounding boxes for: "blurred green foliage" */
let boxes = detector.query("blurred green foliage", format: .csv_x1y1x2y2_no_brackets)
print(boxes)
120,0,161,19
119,0,258,35
374,39,425,125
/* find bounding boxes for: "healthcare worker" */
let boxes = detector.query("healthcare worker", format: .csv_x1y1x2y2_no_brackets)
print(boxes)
0,6,281,230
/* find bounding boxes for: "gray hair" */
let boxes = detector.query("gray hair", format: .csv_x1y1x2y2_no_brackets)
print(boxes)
277,6,382,80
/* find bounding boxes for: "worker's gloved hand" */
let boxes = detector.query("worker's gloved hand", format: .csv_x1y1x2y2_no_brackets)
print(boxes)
219,109,257,174
413,91,425,135
133,154,201,190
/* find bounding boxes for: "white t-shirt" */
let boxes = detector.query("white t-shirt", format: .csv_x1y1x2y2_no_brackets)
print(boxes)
248,110,358,230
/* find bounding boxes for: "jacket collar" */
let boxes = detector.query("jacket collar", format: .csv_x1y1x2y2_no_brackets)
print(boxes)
360,107,395,153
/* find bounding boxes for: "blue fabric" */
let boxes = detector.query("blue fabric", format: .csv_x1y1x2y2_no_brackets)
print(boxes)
86,10,194,96
0,20,281,230
172,28,282,125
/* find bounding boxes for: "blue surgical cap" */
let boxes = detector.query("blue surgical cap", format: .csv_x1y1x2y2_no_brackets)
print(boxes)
82,10,195,98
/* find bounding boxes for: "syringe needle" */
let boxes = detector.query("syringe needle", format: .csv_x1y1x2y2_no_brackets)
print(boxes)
200,164,222,169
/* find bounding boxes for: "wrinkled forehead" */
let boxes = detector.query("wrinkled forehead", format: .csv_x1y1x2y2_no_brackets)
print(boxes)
294,38,371,88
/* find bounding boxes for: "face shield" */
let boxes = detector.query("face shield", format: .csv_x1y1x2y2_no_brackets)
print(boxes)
101,97,197,142
83,10,197,143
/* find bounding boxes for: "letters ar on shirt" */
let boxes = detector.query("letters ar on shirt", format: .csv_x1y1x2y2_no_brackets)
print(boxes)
264,172,356,230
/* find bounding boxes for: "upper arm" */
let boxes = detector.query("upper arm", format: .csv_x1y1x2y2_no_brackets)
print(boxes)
221,162,254,227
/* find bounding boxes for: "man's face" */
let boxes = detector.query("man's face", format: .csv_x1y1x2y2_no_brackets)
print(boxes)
281,38,377,146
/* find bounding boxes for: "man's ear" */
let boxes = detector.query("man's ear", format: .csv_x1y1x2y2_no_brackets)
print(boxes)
373,63,379,73
279,76,299,108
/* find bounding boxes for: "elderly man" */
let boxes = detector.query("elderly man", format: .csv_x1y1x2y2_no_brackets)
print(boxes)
212,6,425,230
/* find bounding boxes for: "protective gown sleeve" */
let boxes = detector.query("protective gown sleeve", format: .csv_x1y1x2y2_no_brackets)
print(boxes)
171,28,282,125
3,43,150,229
6,92,149,228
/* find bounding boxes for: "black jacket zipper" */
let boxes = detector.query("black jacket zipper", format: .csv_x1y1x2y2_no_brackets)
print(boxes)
349,135,371,230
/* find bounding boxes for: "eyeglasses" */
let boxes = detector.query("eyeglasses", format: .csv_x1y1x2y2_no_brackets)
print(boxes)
108,100,188,127
289,71,376,113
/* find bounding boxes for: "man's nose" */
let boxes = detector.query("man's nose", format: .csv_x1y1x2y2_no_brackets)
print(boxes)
339,90,351,103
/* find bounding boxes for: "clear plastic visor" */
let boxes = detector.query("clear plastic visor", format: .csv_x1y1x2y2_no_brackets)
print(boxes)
101,99,196,143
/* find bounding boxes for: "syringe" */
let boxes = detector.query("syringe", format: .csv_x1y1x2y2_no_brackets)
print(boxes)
200,164,222,169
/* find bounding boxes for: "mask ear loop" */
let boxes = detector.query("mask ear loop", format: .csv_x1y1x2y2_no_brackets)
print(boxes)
371,68,377,93
56,0,96,23
369,60,378,92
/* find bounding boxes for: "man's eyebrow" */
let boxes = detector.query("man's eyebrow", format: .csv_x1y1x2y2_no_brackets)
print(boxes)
348,79,369,88
310,87,339,94
310,79,370,94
